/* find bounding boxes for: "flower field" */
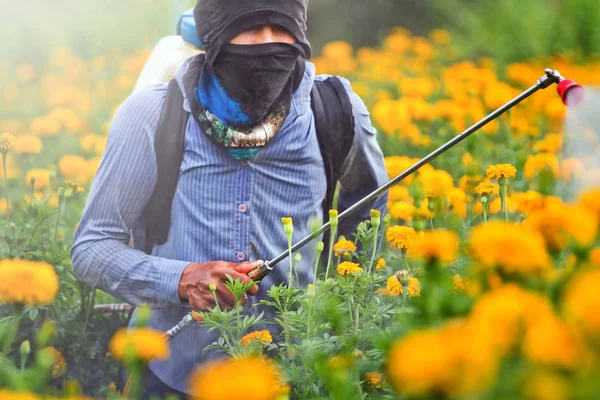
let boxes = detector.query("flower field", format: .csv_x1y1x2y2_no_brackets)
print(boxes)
1,27,600,399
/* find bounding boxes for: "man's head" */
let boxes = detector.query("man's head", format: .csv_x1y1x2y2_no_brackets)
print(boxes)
193,0,311,64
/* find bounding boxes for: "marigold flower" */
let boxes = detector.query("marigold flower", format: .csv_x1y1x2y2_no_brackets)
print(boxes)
0,390,40,400
486,164,516,180
0,259,59,305
417,169,454,198
563,269,600,344
408,231,459,264
591,248,600,266
475,182,499,196
333,239,357,257
328,209,339,227
376,257,386,271
281,217,293,236
336,261,363,276
41,346,67,377
386,226,416,249
386,321,497,398
469,222,549,276
384,275,421,297
25,169,51,191
524,153,559,180
512,191,545,214
579,188,600,221
389,201,415,221
12,135,42,155
525,204,597,252
241,330,273,347
63,180,86,195
0,132,14,154
365,372,384,388
188,356,285,400
109,328,169,363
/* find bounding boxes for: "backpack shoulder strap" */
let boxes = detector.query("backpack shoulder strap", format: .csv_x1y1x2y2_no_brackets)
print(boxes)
142,79,189,254
311,76,355,218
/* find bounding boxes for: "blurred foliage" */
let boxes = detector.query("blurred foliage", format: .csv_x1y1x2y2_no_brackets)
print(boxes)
437,0,600,67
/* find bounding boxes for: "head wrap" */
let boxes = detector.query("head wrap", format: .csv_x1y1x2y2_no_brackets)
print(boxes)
193,0,311,64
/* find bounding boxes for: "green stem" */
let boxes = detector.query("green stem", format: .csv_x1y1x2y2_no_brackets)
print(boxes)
313,247,323,284
324,226,338,280
368,225,379,272
500,184,509,222
306,301,312,338
54,199,63,243
83,289,96,330
287,238,293,287
403,254,411,274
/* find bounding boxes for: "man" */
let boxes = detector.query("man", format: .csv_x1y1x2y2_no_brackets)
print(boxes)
71,0,388,397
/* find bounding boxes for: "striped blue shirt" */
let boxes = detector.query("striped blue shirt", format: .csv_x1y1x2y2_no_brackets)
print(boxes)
71,59,388,393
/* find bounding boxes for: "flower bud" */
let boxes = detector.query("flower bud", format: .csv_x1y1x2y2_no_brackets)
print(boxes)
316,241,324,253
281,217,294,237
294,253,302,263
307,284,316,298
480,196,489,204
20,340,31,357
329,210,339,228
370,209,381,229
395,270,411,287
209,283,217,293
57,187,66,198
37,320,56,347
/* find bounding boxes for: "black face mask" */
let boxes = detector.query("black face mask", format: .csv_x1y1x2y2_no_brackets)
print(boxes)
210,42,306,125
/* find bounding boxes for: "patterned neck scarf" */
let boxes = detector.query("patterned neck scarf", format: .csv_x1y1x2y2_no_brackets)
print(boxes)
183,43,306,161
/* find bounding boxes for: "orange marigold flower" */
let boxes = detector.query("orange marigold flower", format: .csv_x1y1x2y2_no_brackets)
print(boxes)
409,231,460,264
41,346,67,377
524,153,559,180
188,356,285,400
109,328,169,363
241,330,273,347
333,238,357,257
579,188,600,221
337,261,363,276
486,164,517,180
475,182,500,196
0,259,59,305
385,275,421,297
563,269,600,345
376,257,386,271
386,226,416,249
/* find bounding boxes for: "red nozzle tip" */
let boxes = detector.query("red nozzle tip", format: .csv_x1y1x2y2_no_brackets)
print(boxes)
557,79,585,106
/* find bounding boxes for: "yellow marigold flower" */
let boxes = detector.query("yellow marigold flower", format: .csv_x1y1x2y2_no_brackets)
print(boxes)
591,248,600,266
534,132,563,153
389,201,415,221
241,330,273,347
0,390,40,400
333,239,357,257
41,346,67,377
376,257,386,271
25,169,50,191
469,222,549,277
475,182,499,196
525,204,597,252
365,372,384,388
0,259,58,305
0,132,15,154
58,154,89,183
486,164,516,180
452,274,465,291
512,191,545,214
524,153,559,180
469,284,555,355
386,321,497,398
336,261,363,276
12,136,42,155
386,226,416,249
385,275,421,297
388,186,410,203
109,328,169,363
579,188,600,221
429,29,452,45
522,315,584,370
417,169,454,198
409,231,459,264
63,180,85,195
188,356,285,400
563,269,600,344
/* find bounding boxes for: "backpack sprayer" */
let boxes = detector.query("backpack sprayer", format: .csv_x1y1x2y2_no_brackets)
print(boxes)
162,68,585,340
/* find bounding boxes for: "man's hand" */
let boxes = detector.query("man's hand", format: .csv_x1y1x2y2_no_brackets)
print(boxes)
178,260,262,311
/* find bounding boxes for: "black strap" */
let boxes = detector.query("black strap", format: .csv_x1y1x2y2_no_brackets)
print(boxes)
143,77,355,256
142,80,189,254
311,77,355,259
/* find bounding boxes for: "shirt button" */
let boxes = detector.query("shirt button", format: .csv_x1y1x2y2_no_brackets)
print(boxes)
238,203,248,213
236,252,246,261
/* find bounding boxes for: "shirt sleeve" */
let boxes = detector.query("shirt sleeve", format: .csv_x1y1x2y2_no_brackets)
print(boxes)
70,85,191,309
334,77,389,243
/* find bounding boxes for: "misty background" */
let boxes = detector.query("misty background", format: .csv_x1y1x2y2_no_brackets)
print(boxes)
1,0,599,68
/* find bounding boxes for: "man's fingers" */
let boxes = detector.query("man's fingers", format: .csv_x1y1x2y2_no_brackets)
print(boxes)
232,260,264,274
